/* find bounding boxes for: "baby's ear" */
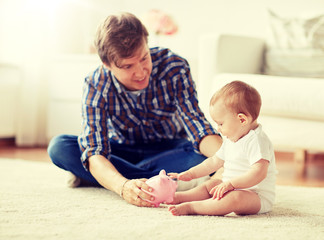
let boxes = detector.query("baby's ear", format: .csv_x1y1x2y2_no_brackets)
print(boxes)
237,113,249,125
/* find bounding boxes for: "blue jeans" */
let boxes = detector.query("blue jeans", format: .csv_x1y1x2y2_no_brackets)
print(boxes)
47,134,206,185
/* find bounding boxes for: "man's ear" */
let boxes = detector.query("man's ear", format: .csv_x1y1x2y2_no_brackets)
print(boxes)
237,113,249,126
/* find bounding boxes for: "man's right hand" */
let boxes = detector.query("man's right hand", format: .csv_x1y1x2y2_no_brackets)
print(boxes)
121,178,156,207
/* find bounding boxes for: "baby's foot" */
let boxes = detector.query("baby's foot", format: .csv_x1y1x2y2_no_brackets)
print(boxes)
168,203,193,216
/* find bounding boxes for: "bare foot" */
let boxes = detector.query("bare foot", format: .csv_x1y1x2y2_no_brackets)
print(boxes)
168,203,193,216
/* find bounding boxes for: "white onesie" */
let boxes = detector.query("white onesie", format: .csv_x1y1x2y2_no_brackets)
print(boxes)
214,125,277,214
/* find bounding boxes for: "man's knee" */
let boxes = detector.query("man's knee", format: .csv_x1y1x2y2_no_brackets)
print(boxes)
47,134,78,167
48,135,65,165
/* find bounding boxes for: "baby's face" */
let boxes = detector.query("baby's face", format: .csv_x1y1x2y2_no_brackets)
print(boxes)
209,100,243,142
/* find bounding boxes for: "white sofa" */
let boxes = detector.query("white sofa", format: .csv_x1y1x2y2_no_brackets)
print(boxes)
197,34,324,174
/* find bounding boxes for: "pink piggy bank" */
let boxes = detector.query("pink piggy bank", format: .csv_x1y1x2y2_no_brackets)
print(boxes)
143,169,178,207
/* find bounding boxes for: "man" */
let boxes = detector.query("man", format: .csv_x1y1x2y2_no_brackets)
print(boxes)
48,12,222,207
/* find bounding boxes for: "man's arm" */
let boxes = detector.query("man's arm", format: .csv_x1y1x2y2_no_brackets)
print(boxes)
199,134,222,157
80,73,154,207
89,155,126,194
88,155,155,207
172,58,221,156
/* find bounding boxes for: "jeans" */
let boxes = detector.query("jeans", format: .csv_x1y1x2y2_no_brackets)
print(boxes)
47,134,206,185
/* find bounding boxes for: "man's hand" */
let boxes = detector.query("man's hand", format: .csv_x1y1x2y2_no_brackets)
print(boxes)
121,179,156,207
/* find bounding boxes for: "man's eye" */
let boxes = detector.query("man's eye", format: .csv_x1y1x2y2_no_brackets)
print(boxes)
123,65,131,69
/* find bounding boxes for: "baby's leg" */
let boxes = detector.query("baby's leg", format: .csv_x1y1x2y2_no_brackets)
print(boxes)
169,189,261,216
172,178,222,204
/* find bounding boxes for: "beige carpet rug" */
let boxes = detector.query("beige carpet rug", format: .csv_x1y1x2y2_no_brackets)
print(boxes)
1,159,324,240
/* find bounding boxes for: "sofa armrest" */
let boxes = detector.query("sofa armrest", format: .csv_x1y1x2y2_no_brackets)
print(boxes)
197,34,265,113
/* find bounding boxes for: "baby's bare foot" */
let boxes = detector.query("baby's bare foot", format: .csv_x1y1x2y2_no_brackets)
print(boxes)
168,205,180,216
168,203,193,216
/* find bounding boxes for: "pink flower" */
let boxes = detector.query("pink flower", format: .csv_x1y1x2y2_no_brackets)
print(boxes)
142,9,178,35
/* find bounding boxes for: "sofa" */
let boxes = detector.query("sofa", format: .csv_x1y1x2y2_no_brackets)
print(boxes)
197,33,324,175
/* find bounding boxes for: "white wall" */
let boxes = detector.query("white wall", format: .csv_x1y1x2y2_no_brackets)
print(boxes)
42,0,324,80
0,65,21,137
2,0,324,70
0,0,323,144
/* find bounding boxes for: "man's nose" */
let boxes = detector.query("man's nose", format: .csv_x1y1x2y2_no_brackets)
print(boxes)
134,63,145,77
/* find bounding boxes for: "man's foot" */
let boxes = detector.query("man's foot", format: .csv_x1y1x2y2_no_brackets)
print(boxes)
168,203,193,216
66,172,81,188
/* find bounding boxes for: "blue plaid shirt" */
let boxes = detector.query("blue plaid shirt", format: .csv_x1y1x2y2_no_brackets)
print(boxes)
78,47,218,168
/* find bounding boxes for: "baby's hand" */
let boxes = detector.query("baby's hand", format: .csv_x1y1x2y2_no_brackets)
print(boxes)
167,172,179,180
168,171,194,181
178,171,194,181
209,181,234,200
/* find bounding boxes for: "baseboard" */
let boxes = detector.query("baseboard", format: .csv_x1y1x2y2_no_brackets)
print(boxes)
0,137,15,147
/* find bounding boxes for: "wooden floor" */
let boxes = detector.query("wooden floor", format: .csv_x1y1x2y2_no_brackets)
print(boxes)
1,139,324,187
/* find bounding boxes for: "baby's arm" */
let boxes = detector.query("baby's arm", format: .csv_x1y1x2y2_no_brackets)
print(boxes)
231,159,269,188
210,159,269,200
169,156,224,181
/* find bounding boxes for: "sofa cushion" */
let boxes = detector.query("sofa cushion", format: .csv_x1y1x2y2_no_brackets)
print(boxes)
216,34,265,74
264,48,324,78
211,73,324,121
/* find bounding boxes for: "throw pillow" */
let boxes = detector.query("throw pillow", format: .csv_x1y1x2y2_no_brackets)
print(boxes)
264,9,324,78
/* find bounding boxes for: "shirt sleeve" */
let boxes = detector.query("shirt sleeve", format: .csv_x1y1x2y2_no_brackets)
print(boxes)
77,72,110,170
245,133,272,166
173,60,219,151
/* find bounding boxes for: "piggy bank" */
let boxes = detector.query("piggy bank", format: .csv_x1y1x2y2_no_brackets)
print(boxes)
143,169,178,207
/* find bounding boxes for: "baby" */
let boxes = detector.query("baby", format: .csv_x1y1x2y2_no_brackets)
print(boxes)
168,80,277,216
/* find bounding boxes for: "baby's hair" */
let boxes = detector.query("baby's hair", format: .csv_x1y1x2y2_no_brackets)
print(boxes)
210,80,261,121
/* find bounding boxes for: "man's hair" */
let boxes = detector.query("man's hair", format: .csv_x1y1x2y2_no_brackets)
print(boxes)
94,12,149,66
210,80,262,121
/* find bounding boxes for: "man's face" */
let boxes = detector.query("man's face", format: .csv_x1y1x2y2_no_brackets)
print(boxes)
105,42,152,91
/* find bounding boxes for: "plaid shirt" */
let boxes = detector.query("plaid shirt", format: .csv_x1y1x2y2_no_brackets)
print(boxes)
78,47,218,168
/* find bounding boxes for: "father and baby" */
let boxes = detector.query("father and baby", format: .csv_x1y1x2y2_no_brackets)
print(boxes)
48,12,277,216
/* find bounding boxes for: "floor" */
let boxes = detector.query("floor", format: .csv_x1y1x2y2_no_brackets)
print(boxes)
1,139,324,187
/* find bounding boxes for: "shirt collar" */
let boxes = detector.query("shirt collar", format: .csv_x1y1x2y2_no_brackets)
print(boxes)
103,66,124,95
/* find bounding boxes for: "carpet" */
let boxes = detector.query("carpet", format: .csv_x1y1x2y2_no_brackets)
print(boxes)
1,159,324,240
